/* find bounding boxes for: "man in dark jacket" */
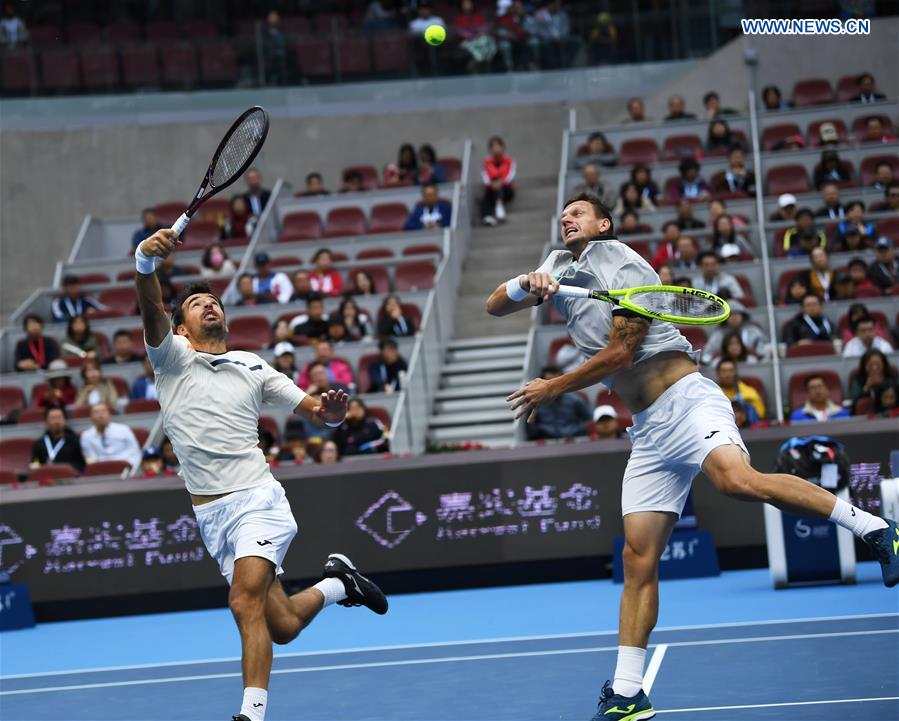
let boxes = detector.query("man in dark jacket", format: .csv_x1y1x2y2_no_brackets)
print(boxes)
333,399,388,456
243,168,271,216
868,237,898,292
526,366,591,440
403,182,452,230
782,294,835,346
30,406,86,472
366,338,407,393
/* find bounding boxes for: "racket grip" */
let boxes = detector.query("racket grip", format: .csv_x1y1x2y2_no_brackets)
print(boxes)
552,286,591,299
171,213,191,237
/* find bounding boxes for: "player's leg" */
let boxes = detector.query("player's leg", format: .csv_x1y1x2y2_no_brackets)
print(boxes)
264,579,325,645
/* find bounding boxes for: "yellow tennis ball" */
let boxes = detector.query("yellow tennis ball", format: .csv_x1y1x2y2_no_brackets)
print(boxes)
424,24,446,46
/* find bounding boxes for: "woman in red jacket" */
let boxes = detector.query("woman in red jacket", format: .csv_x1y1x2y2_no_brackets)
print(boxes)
481,136,516,226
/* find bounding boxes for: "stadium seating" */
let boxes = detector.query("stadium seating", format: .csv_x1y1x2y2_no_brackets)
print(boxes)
67,23,102,44
788,369,843,409
82,460,133,477
766,165,810,195
0,387,26,418
162,44,199,89
226,316,271,351
41,48,80,92
26,463,78,483
280,211,323,242
0,469,18,485
125,399,161,414
662,135,703,161
199,42,238,85
0,438,35,471
807,118,849,147
105,21,142,44
336,35,372,77
121,45,160,88
785,341,836,358
372,33,410,74
294,38,333,79
792,78,834,107
395,261,436,291
80,45,119,89
368,203,409,234
860,155,899,186
835,75,861,102
619,139,659,165
324,207,367,238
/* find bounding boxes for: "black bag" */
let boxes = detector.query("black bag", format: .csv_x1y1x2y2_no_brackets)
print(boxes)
774,435,851,490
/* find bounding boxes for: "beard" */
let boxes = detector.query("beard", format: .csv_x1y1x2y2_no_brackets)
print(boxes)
200,319,226,341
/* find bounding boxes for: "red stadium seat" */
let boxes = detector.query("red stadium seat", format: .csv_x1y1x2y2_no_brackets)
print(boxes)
619,139,659,165
281,16,312,36
258,415,281,445
678,326,707,350
98,287,137,316
75,272,110,285
355,353,381,393
766,165,809,195
268,255,301,268
786,340,836,358
341,165,379,190
129,328,147,357
180,219,222,249
314,12,349,33
125,399,160,414
366,406,391,430
838,310,889,339
335,35,371,76
279,211,322,242
549,337,572,364
145,20,180,43
852,114,894,142
368,203,408,234
1,49,35,93
351,266,390,293
41,48,80,91
741,375,767,410
121,45,160,87
357,248,394,260
595,390,633,431
0,387,26,418
132,427,149,446
68,23,102,44
395,261,435,291
82,460,132,477
835,75,860,102
106,376,130,399
0,438,35,472
227,316,270,351
324,207,367,238
806,118,849,148
792,78,834,107
854,286,883,299
761,123,802,151
372,32,411,74
161,43,198,89
185,20,218,38
26,463,78,484
789,370,842,410
16,407,46,424
400,303,421,329
733,274,756,306
153,202,184,226
854,396,875,415
860,155,899,186
662,134,703,161
199,42,237,85
0,469,18,485
439,157,462,182
402,244,441,256
876,217,899,243
295,38,333,79
80,45,119,89
28,25,64,48
105,21,142,44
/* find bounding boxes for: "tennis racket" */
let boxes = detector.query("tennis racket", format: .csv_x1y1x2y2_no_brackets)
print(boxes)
170,106,270,237
552,284,730,325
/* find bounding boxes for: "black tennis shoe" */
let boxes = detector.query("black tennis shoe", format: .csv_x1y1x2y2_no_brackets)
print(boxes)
322,553,389,615
231,715,251,721
864,518,899,588
591,681,655,721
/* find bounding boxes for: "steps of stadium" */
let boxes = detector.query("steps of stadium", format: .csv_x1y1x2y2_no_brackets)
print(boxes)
427,335,527,448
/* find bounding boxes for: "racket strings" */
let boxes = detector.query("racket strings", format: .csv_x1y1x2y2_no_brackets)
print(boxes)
630,290,725,320
212,111,267,187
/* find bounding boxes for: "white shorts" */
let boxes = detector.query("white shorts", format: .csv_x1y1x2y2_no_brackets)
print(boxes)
622,372,749,517
193,480,297,585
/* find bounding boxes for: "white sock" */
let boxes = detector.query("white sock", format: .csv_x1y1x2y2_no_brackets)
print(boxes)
240,687,268,721
613,645,646,697
829,497,888,538
313,577,347,607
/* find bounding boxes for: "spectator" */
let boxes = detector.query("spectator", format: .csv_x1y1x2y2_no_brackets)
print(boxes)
833,226,867,255
317,439,340,464
30,407,85,473
480,136,516,225
613,182,654,215
363,0,397,31
650,222,683,270
813,150,852,190
575,163,616,208
242,168,270,216
772,133,805,152
707,198,745,230
252,252,292,303
275,425,309,465
15,314,60,372
300,360,351,397
200,243,237,276
585,10,618,65
327,319,349,345
404,182,452,230
675,198,705,230
590,405,623,440
618,210,642,236
300,171,330,196
525,365,591,440
156,254,191,286
367,338,407,393
261,11,288,85
131,208,163,250
625,97,647,123
714,146,756,195
782,209,827,257
104,330,141,365
495,1,535,72
575,131,618,169
872,382,899,416
711,214,750,258
835,201,875,245
841,303,881,343
630,164,659,205
308,249,344,297
731,399,752,430
271,341,298,381
80,402,142,467
872,180,899,213
298,340,354,391
338,298,374,341
670,158,710,202
226,196,255,239
270,319,292,348
843,315,894,357
850,349,896,412
235,272,272,307
289,270,313,303
814,182,845,220
408,2,446,36
816,121,840,148
348,269,378,296
831,272,856,301
333,399,389,456
702,90,736,118
75,359,120,410
847,259,876,294
453,0,494,73
533,0,575,69
868,237,899,292
130,357,157,400
34,360,77,408
769,193,798,223
719,331,759,365
160,437,180,473
790,375,849,423
378,294,417,338
670,235,700,273
289,293,330,342
783,293,835,345
396,144,418,184
664,94,697,122
871,161,894,191
706,119,736,154
715,359,765,422
851,72,886,103
702,301,768,364
862,116,896,144
52,275,105,322
691,252,744,300
140,447,164,477
416,144,447,185
761,85,789,112
339,170,364,194
802,247,835,300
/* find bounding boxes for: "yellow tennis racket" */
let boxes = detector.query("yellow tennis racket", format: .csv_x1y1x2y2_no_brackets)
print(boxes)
553,284,731,325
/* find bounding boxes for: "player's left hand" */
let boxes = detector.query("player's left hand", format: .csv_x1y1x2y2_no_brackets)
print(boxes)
507,378,559,423
316,389,348,425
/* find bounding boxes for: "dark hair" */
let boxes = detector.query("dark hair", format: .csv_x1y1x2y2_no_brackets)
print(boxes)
844,200,865,213
348,397,368,414
45,405,67,419
351,269,376,294
857,72,873,84
66,314,90,341
698,251,718,264
795,208,814,220
62,274,79,286
170,281,224,327
707,119,731,143
721,330,749,362
874,382,898,413
306,292,324,305
344,169,363,183
887,180,899,195
201,242,228,269
727,143,744,155
113,329,131,341
312,248,333,263
865,115,883,126
422,181,439,193
142,207,155,216
562,191,615,234
620,209,639,222
419,143,438,163
712,214,736,245
307,360,326,374
857,348,892,387
22,313,44,330
380,293,403,314
662,220,679,233
762,85,781,102
703,91,719,105
487,135,505,149
848,258,868,271
801,292,821,304
804,374,826,388
305,171,323,184
679,157,700,175
874,160,893,171
851,314,875,333
716,357,737,370
379,337,399,351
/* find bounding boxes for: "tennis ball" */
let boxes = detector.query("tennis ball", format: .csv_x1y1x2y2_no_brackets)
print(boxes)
424,24,446,46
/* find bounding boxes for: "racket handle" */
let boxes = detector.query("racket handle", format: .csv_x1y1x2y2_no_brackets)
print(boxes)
552,286,592,299
171,213,191,237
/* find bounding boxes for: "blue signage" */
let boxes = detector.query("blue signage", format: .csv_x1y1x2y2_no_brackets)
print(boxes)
780,512,841,584
0,583,36,631
613,529,720,582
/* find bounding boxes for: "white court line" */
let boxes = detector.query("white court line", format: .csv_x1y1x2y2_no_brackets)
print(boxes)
3,611,895,681
642,644,667,694
656,695,899,714
1,628,895,697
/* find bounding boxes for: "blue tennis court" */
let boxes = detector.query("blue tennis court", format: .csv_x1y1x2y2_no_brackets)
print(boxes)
2,564,897,721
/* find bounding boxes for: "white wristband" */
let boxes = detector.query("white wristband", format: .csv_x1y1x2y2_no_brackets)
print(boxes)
506,276,529,302
135,248,158,275
325,418,344,428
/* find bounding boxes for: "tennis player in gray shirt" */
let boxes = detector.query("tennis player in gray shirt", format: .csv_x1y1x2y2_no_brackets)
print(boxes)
485,191,899,721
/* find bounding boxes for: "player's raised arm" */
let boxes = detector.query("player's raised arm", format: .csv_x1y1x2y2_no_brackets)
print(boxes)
485,270,559,316
295,389,348,428
135,229,180,347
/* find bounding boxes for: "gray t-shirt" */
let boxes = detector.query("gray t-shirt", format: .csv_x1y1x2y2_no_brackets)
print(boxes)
539,238,694,388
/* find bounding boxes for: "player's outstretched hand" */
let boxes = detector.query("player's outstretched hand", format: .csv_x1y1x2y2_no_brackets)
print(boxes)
507,377,558,423
316,389,348,426
525,271,560,302
139,229,181,258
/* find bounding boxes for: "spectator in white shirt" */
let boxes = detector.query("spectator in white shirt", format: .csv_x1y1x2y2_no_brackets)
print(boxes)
842,315,895,358
409,2,445,35
0,3,28,47
79,402,142,468
691,252,744,301
251,252,293,303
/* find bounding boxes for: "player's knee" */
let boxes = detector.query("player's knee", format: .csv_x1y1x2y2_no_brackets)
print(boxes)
622,540,659,580
229,586,266,624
